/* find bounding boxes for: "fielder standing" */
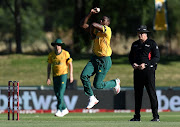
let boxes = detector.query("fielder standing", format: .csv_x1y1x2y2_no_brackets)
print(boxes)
47,38,73,117
129,25,160,122
80,7,121,109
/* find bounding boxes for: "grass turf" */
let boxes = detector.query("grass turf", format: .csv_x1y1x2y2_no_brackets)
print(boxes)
0,112,180,127
0,54,180,87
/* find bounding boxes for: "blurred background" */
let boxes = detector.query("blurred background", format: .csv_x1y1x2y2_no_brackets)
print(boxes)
1,0,180,54
0,0,180,87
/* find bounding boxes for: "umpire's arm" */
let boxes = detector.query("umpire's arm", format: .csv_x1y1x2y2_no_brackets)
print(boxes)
129,44,135,66
150,42,160,67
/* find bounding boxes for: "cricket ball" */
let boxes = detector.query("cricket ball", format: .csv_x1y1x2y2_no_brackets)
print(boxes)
96,8,100,12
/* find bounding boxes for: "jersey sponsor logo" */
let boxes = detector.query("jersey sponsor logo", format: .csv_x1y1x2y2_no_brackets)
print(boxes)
145,44,150,47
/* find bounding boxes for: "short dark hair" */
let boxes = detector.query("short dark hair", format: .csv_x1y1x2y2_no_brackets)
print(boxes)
105,16,111,24
103,16,111,25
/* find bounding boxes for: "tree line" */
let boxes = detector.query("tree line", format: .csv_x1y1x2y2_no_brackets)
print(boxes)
0,0,180,54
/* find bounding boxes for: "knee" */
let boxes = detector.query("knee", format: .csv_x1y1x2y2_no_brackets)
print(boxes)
93,82,103,89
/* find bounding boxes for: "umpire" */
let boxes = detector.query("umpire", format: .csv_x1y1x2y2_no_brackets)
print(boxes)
129,25,160,122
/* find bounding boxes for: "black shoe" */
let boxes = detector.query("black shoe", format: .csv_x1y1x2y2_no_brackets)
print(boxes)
151,118,160,122
129,118,141,122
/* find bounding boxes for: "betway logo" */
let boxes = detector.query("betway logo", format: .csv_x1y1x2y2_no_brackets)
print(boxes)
157,90,180,111
0,91,78,110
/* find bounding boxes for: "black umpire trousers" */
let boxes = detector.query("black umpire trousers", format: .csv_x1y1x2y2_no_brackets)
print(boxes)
133,67,159,119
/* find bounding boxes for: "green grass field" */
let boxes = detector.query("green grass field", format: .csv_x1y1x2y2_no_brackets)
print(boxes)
0,112,180,127
0,54,180,87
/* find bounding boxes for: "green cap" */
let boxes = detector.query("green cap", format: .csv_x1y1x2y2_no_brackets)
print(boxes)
51,38,65,46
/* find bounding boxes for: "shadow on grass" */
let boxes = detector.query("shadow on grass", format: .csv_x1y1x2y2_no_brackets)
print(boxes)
159,55,180,64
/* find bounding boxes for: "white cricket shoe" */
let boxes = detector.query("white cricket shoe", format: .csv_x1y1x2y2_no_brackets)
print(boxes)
86,96,99,109
61,108,69,116
113,78,121,94
55,109,62,117
55,108,69,117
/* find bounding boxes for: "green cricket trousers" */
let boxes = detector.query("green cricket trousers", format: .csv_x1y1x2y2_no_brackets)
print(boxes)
80,55,116,96
53,74,67,111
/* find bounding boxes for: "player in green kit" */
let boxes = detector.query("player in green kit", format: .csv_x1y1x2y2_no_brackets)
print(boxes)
80,7,121,109
47,38,73,117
